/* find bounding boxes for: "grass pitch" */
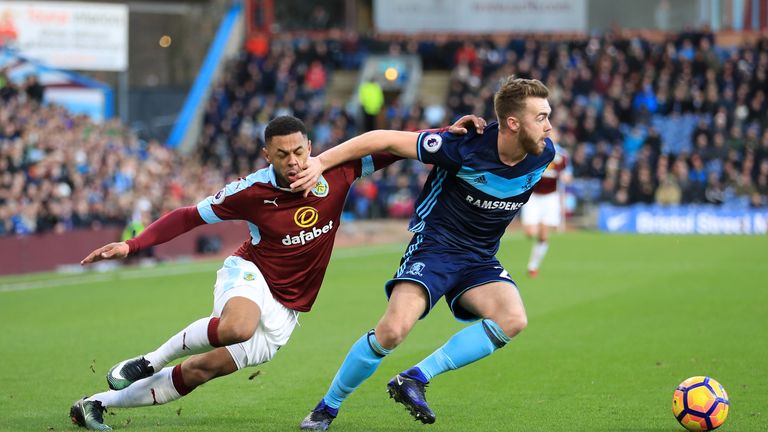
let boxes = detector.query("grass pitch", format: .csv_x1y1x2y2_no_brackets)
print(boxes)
0,232,766,431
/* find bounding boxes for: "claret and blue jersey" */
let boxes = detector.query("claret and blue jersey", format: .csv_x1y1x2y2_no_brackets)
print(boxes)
412,122,556,257
194,153,400,312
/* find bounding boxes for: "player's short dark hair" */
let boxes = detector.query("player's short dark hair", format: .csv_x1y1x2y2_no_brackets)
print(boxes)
494,77,549,129
264,116,307,144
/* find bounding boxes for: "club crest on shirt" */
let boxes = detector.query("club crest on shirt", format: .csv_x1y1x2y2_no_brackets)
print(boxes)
422,133,442,153
524,173,536,190
311,175,329,197
405,262,425,277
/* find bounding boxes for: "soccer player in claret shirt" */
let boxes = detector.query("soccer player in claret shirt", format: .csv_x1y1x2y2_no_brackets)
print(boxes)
69,115,480,431
520,138,571,277
292,77,555,430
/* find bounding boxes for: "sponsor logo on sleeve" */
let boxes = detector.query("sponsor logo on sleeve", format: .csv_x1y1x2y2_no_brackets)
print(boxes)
212,188,226,205
422,133,443,153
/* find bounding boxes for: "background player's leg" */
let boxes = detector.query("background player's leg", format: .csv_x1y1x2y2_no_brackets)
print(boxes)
527,223,550,276
406,282,525,383
523,221,538,240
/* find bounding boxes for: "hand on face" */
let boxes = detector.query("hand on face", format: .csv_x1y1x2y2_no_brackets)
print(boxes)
291,156,323,197
264,132,311,189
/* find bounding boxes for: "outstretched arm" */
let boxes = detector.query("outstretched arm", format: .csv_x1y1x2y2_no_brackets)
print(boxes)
289,131,416,193
291,114,486,192
330,129,419,166
80,206,205,265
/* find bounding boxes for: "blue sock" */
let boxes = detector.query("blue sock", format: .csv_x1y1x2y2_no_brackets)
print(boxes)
409,319,511,383
323,330,391,409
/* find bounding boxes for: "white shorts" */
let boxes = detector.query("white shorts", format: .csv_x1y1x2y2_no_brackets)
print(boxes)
521,192,561,227
212,256,299,369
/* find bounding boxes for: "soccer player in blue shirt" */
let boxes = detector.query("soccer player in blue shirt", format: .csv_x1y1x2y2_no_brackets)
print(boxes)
291,77,555,430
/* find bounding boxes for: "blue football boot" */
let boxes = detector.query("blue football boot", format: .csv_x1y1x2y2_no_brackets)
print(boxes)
387,373,436,424
300,400,337,431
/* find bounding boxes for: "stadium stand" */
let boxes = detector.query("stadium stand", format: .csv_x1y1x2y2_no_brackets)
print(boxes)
0,91,216,236
2,29,768,237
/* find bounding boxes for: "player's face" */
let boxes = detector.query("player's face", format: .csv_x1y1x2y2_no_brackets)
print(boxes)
263,132,312,188
518,97,552,156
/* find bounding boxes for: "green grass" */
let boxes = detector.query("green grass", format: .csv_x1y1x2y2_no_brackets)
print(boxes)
0,233,766,431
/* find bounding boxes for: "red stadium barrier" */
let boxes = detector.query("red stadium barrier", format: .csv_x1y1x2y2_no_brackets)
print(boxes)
0,228,123,275
0,220,416,276
0,222,251,276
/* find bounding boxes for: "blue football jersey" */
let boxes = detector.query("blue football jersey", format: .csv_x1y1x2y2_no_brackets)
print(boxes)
412,122,555,256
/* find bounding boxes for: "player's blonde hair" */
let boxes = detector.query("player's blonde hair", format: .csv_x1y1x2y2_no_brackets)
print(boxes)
494,77,549,129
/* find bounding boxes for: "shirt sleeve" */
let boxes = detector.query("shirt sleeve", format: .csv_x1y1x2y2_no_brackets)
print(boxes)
415,131,462,173
196,178,253,223
340,152,404,184
126,206,205,254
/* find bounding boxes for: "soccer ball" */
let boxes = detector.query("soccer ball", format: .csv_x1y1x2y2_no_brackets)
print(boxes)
672,376,730,431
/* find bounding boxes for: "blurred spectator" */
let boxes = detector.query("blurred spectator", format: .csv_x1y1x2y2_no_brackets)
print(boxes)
304,60,327,94
704,172,726,205
347,177,378,219
386,174,416,218
629,164,656,204
24,75,44,103
0,69,17,101
359,78,384,131
655,172,682,205
308,5,330,30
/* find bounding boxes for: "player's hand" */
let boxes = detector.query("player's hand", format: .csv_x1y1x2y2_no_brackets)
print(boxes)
291,156,324,197
80,242,130,265
448,115,486,135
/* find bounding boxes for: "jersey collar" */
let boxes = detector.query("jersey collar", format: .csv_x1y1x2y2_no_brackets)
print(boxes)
268,165,293,192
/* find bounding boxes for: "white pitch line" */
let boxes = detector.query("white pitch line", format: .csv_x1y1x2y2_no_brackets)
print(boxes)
0,244,406,294
118,264,219,280
0,274,114,293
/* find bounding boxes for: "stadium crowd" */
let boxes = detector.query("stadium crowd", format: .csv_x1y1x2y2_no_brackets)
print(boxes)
434,31,768,209
2,29,768,236
0,77,220,236
197,29,768,220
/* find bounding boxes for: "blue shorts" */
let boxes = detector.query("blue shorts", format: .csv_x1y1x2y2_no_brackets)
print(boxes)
384,234,517,322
